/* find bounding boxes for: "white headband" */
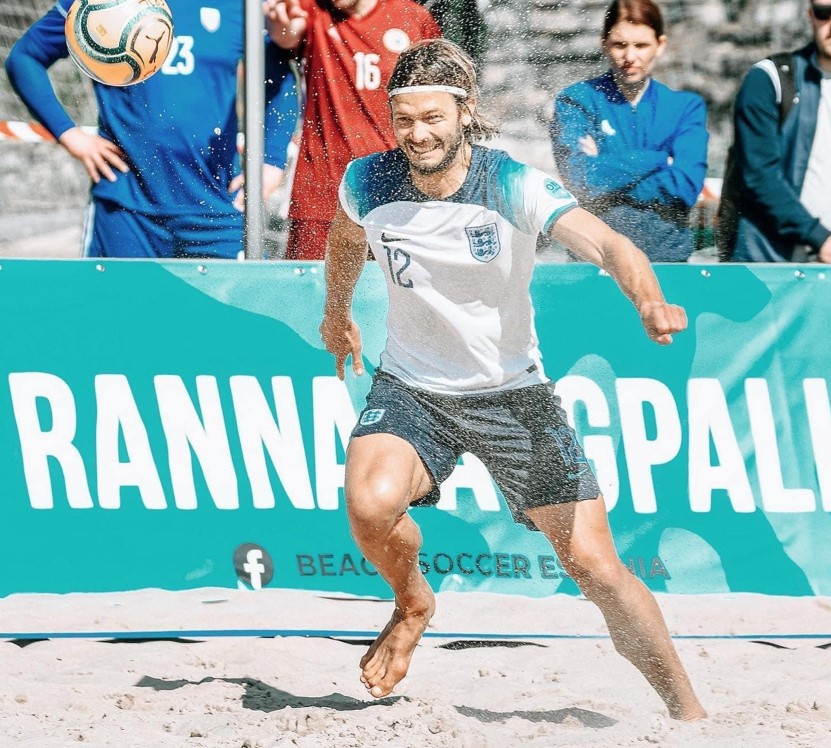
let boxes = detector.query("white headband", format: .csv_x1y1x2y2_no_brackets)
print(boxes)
388,84,468,99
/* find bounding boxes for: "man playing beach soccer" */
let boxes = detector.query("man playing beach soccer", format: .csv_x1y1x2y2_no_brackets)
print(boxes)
320,38,706,721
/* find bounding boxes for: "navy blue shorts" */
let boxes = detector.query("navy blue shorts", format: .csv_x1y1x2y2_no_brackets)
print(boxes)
83,199,244,259
351,371,600,529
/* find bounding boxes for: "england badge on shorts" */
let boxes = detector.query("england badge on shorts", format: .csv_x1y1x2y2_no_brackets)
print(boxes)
465,223,501,262
360,408,386,426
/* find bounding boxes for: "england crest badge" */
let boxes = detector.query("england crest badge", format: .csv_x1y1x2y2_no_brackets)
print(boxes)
359,408,386,426
465,223,501,262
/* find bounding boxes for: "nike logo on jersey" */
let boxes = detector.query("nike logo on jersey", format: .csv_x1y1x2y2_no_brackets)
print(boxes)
381,232,406,242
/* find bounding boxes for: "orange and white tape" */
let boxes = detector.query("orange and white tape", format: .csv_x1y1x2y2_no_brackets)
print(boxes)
0,120,56,142
0,121,96,142
0,121,244,147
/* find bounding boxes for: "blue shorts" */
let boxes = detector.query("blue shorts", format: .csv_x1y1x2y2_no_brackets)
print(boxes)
83,199,244,259
351,371,600,529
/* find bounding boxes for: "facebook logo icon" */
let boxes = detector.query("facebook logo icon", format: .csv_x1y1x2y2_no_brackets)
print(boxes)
233,543,274,589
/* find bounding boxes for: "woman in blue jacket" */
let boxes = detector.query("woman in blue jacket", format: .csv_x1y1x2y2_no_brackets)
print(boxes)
550,0,708,262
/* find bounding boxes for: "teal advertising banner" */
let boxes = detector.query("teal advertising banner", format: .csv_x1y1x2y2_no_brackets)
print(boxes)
0,260,828,598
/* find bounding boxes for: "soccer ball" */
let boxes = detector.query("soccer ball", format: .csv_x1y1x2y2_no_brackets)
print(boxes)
65,0,174,87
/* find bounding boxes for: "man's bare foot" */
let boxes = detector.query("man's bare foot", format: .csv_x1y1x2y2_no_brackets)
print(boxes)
359,590,435,698
664,689,707,721
670,704,708,721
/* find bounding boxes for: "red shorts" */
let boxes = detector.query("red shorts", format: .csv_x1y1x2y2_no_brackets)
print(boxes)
285,218,331,260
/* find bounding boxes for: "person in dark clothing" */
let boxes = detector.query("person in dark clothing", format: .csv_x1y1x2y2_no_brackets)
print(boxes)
417,0,486,66
729,1,831,263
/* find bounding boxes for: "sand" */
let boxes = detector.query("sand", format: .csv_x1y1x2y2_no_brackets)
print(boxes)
0,589,829,747
0,212,817,747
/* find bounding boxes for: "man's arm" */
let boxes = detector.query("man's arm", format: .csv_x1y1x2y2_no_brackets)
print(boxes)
263,44,299,170
6,3,128,183
228,46,299,209
5,3,75,140
550,207,687,345
262,0,308,51
320,205,369,379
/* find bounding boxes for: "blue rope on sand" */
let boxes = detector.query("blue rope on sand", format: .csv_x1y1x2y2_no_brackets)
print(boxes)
1,630,830,641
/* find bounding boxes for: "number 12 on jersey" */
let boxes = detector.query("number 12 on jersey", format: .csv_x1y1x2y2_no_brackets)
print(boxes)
384,246,413,288
353,52,381,90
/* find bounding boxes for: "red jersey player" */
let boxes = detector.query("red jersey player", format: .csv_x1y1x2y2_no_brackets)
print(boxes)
266,0,440,259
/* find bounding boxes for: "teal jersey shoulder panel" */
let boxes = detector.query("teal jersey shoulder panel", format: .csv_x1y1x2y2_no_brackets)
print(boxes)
340,145,576,234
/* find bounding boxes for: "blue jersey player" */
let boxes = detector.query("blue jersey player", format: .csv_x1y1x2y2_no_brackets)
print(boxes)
6,0,298,259
321,39,706,720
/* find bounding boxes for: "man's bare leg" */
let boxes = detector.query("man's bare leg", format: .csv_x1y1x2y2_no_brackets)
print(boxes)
526,498,707,721
345,433,436,698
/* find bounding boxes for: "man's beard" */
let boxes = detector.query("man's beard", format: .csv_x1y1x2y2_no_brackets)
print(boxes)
407,125,465,176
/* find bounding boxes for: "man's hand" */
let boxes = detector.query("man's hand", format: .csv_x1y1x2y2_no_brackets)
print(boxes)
818,235,831,264
58,127,129,184
229,163,285,212
263,0,307,47
578,134,598,156
639,300,687,345
320,313,364,380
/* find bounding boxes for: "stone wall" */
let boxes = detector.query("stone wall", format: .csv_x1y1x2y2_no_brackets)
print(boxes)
480,0,813,172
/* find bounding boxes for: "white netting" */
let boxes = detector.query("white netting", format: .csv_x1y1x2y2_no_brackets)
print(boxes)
0,0,95,238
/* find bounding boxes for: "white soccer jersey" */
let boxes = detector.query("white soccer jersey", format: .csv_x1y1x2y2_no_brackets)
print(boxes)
339,145,577,394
